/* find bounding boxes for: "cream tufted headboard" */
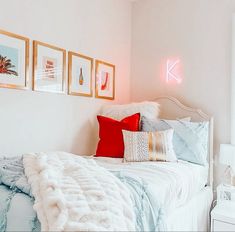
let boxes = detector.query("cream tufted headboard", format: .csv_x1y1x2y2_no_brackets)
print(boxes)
154,96,214,187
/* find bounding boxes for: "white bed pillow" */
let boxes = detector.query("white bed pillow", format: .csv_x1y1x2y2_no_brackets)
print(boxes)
101,101,159,120
122,129,177,162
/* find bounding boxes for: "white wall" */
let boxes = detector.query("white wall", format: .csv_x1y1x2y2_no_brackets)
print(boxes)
131,0,235,184
1,0,232,181
0,0,132,156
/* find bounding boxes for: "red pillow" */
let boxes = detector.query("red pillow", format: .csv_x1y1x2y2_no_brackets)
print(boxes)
95,113,140,158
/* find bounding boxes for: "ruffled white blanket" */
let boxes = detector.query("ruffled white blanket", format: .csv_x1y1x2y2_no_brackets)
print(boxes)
23,152,135,231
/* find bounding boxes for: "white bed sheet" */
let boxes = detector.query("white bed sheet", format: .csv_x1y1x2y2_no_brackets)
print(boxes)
93,157,208,213
166,186,213,231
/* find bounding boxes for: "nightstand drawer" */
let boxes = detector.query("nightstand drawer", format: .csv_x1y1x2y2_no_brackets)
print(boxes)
213,219,235,231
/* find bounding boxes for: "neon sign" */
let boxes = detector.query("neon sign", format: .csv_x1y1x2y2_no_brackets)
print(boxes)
165,58,182,84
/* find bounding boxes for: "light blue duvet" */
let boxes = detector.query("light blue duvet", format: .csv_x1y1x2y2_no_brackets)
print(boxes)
0,156,40,232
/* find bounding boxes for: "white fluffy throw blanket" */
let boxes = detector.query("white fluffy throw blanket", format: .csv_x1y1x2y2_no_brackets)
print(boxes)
23,152,135,231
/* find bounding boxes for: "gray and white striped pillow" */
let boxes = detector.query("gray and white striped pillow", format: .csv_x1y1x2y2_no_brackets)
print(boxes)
122,129,177,162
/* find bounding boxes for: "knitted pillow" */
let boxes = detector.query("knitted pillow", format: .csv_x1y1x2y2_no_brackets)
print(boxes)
122,129,177,162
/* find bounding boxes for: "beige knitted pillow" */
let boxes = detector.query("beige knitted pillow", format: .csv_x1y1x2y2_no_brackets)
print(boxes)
122,129,177,162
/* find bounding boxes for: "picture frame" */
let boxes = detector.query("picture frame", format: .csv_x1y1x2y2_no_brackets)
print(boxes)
95,60,115,100
0,29,29,90
33,40,66,93
68,51,93,97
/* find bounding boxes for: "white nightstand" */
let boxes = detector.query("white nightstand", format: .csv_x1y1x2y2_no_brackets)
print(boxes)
211,203,235,231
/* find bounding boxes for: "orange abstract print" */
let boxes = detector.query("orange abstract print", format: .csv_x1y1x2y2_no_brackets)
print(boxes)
42,56,57,79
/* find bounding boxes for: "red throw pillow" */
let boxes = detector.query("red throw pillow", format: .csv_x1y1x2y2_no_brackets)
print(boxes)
95,113,140,158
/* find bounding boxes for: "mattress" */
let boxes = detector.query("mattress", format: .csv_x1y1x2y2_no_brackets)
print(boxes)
93,157,208,213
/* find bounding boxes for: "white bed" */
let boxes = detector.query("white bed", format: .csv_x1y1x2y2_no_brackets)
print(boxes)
0,96,214,231
94,95,214,231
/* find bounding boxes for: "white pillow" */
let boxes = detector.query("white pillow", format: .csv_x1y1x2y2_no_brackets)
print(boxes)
122,129,177,162
101,101,159,120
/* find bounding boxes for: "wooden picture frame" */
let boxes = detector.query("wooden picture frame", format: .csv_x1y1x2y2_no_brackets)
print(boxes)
33,40,66,94
68,51,93,97
0,29,29,90
95,60,115,100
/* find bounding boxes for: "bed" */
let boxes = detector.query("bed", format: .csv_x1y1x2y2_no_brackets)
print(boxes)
0,96,214,231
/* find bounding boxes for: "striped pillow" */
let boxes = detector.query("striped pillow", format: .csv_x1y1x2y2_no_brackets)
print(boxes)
122,129,177,162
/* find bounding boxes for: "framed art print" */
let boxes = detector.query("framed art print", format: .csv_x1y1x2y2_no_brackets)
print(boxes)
68,51,93,97
95,60,115,100
33,41,66,93
0,29,29,90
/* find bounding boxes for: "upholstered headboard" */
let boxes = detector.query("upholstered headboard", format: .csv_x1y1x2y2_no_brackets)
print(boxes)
154,96,214,187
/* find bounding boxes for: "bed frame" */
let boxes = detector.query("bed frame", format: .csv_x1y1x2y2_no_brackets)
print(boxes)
154,96,214,187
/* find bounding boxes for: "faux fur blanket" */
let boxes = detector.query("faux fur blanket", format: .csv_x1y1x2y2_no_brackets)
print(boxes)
23,152,135,231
